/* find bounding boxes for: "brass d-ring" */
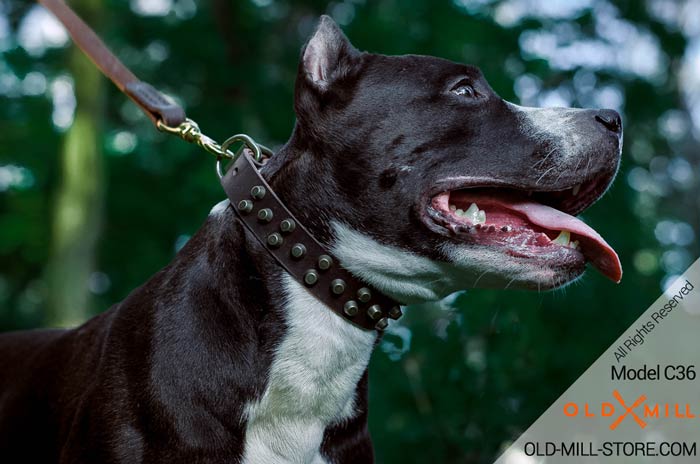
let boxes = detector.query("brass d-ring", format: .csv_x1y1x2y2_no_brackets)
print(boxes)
221,134,264,163
217,134,274,178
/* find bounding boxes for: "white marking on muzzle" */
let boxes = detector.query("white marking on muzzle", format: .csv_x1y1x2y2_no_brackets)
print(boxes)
330,221,568,297
330,221,521,302
506,102,586,168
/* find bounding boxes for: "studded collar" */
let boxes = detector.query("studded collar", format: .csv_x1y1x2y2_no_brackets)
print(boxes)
220,153,403,331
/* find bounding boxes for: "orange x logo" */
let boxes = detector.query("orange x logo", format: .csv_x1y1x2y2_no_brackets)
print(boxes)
609,389,647,430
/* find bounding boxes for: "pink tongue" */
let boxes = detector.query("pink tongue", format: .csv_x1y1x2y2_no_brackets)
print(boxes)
507,198,621,283
454,192,622,282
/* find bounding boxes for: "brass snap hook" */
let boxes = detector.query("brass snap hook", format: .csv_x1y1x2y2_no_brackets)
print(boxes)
157,119,272,179
157,118,237,160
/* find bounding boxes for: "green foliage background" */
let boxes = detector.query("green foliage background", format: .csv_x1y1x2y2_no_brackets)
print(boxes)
1,0,699,462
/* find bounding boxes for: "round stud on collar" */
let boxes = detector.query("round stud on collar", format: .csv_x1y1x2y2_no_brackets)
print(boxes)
280,218,296,233
257,208,273,223
357,287,372,303
331,279,346,295
318,255,333,270
304,270,319,286
237,200,253,214
343,300,359,317
267,232,283,248
375,317,389,331
367,304,382,320
388,305,403,320
250,185,266,199
291,243,306,259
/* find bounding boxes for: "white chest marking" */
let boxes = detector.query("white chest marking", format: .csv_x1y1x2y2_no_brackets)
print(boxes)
242,275,377,464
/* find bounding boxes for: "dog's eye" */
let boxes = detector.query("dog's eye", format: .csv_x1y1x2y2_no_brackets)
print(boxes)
451,83,476,98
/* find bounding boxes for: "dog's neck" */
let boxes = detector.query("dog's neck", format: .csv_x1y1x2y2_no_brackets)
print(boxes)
259,139,346,247
199,194,377,461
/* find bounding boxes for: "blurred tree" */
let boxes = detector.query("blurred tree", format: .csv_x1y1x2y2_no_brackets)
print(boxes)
44,0,105,327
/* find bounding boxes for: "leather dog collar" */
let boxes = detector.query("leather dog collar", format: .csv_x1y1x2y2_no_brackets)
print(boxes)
221,153,403,331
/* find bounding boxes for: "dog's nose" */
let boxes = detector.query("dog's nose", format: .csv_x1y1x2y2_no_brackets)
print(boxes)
595,109,622,134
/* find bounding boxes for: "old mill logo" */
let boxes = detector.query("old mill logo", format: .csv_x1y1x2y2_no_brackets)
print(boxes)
563,390,697,430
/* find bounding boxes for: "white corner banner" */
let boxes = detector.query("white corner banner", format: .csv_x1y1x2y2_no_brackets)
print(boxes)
494,257,700,464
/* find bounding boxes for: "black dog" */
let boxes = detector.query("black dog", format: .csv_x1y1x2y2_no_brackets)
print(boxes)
0,16,622,463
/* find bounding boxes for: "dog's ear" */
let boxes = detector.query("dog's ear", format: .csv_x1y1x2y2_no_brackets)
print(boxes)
301,15,358,90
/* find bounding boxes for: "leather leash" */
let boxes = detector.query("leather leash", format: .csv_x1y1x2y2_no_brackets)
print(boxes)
38,0,403,331
37,0,185,127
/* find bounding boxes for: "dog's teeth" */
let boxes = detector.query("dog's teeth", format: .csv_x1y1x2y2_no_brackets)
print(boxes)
465,202,479,218
572,184,581,196
570,240,580,250
475,210,486,225
552,230,571,246
450,204,457,211
455,208,464,217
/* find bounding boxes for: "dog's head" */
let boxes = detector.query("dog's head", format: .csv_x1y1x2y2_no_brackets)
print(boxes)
271,16,622,303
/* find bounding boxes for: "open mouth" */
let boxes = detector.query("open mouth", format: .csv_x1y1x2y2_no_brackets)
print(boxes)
425,178,622,284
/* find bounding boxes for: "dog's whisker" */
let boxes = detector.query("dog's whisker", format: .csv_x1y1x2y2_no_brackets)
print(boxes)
531,146,557,169
472,270,489,288
573,153,583,172
535,166,557,185
489,306,501,332
584,153,593,179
